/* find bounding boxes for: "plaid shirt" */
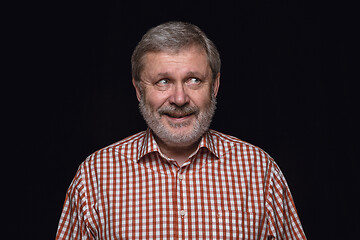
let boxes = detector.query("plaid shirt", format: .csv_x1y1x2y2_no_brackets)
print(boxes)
56,129,306,239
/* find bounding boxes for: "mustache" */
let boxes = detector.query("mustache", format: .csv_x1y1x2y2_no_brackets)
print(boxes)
158,105,199,118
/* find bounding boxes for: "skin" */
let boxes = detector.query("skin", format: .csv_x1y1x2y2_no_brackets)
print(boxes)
133,46,220,166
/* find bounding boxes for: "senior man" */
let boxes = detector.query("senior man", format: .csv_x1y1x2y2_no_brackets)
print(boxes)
56,21,306,239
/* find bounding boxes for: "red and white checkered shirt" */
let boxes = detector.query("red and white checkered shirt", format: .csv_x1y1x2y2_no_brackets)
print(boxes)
56,129,306,239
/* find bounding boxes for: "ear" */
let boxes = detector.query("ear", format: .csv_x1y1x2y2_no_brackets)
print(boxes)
212,72,220,97
132,78,142,102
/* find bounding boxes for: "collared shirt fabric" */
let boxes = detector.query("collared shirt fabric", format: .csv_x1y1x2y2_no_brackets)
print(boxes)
56,129,306,239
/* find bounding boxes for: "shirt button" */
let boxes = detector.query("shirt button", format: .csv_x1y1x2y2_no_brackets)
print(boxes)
179,210,186,216
179,174,185,180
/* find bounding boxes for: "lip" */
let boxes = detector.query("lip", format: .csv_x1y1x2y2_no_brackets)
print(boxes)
163,113,193,122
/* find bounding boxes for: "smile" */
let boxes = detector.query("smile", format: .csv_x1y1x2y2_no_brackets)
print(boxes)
164,112,194,118
163,113,194,126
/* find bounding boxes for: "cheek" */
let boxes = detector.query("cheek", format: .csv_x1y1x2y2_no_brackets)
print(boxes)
192,91,212,108
145,91,169,109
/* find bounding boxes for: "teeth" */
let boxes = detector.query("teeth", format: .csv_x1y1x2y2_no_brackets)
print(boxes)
166,113,191,118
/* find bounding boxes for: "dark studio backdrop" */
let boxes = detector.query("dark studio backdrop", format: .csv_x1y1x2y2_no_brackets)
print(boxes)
12,0,357,239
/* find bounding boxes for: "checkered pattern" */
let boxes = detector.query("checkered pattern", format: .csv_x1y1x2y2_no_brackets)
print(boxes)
56,129,306,239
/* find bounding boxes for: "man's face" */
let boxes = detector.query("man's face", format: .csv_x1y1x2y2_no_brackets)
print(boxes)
133,46,220,147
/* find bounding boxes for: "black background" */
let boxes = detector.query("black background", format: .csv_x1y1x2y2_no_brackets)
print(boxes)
9,0,357,239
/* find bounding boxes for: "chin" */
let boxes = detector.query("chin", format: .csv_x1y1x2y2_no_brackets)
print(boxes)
156,122,205,146
139,96,217,147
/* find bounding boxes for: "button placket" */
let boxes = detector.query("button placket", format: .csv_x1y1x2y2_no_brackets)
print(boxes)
176,169,188,239
177,170,187,218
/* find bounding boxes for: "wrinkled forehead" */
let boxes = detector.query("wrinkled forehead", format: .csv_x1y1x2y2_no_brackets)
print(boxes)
140,46,210,78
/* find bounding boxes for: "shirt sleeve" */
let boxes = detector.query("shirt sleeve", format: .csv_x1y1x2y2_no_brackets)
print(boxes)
56,167,95,240
265,163,306,240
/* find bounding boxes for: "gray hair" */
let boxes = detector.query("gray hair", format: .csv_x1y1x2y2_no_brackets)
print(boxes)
131,21,221,85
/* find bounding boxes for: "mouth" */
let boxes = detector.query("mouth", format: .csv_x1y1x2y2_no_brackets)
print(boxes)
158,105,199,123
164,112,194,119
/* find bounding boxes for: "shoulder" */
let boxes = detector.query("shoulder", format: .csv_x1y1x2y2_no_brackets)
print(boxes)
209,129,273,161
79,131,146,171
210,129,286,186
209,129,283,175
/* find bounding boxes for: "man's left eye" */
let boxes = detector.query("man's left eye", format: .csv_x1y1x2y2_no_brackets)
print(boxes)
188,78,201,84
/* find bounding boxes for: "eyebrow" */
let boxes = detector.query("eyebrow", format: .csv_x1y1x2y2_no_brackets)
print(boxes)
186,71,208,79
156,71,209,79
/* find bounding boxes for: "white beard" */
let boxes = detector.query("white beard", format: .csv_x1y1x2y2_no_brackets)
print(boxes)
139,95,217,146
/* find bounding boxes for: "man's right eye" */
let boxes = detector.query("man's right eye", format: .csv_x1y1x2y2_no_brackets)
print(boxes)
156,79,169,85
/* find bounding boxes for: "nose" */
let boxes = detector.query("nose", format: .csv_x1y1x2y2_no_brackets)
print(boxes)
169,83,190,106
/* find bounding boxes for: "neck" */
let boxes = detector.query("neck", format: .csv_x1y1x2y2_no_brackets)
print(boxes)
154,135,200,167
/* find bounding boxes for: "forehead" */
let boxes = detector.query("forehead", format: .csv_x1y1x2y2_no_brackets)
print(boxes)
141,47,210,77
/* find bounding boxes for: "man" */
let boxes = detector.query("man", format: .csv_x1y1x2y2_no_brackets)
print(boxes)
56,21,306,239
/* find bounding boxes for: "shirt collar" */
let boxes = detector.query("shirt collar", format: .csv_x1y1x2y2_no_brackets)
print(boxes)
137,128,160,161
137,128,220,162
196,130,220,159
